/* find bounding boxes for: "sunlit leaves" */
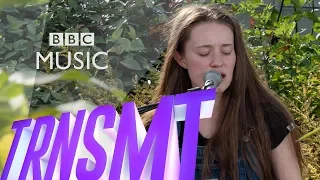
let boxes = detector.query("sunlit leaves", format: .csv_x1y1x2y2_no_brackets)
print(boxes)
313,22,320,33
112,27,123,40
0,0,48,7
128,25,137,40
235,0,320,152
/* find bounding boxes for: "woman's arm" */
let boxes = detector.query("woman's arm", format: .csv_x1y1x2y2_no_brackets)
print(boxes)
271,134,302,180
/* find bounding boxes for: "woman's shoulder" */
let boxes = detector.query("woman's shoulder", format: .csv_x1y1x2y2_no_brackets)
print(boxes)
260,102,294,150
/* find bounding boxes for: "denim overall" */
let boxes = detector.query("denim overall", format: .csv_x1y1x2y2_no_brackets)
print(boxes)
177,122,260,180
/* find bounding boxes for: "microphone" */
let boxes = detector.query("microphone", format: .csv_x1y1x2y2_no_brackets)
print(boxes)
137,70,222,114
203,70,222,89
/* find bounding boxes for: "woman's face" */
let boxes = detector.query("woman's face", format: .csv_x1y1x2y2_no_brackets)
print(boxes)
174,21,236,93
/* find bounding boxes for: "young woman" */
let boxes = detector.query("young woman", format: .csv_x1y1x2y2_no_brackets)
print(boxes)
142,4,303,180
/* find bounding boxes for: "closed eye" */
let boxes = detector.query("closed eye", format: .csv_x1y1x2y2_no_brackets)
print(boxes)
199,53,209,57
222,52,231,55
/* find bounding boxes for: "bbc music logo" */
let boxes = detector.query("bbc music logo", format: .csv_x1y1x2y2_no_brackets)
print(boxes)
49,33,94,46
36,33,108,70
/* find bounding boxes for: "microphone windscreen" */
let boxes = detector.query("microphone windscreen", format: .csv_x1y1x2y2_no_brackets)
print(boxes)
203,70,222,88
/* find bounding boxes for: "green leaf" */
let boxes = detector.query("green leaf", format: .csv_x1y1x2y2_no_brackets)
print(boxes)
305,33,316,42
6,15,18,24
108,45,123,55
0,70,9,88
15,63,30,70
7,29,24,35
145,0,155,9
81,28,90,33
14,40,29,48
105,36,114,43
115,18,127,29
95,36,105,44
42,92,51,103
15,46,28,51
0,0,49,8
61,70,90,81
128,25,136,40
0,49,6,56
51,91,65,101
68,0,78,9
65,27,78,33
33,42,42,48
119,38,131,52
27,24,36,34
36,32,44,41
6,15,28,29
265,29,273,35
22,45,33,59
0,7,19,13
284,0,291,6
56,9,65,22
9,69,92,86
313,22,320,33
0,83,24,98
0,48,6,55
121,53,142,70
4,43,13,51
93,46,103,52
112,27,123,40
135,55,149,68
296,74,306,82
218,0,228,3
130,38,145,51
304,12,319,22
88,14,101,22
26,34,37,41
271,71,281,81
285,22,296,37
11,61,17,66
291,0,304,8
5,52,18,60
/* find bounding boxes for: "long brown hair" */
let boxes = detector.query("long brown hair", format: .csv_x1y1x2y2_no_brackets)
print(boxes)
142,4,303,180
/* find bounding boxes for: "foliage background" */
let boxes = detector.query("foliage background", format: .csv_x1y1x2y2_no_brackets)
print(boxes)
0,0,319,179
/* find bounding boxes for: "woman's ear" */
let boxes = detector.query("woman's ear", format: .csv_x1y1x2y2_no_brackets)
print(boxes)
174,51,187,69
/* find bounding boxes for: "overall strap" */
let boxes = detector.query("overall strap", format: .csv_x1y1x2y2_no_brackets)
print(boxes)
177,121,185,148
177,121,182,136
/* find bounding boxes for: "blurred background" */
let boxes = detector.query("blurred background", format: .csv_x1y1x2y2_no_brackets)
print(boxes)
0,0,319,179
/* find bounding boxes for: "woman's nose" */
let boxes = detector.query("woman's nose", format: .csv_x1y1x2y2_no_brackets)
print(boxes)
209,54,223,68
